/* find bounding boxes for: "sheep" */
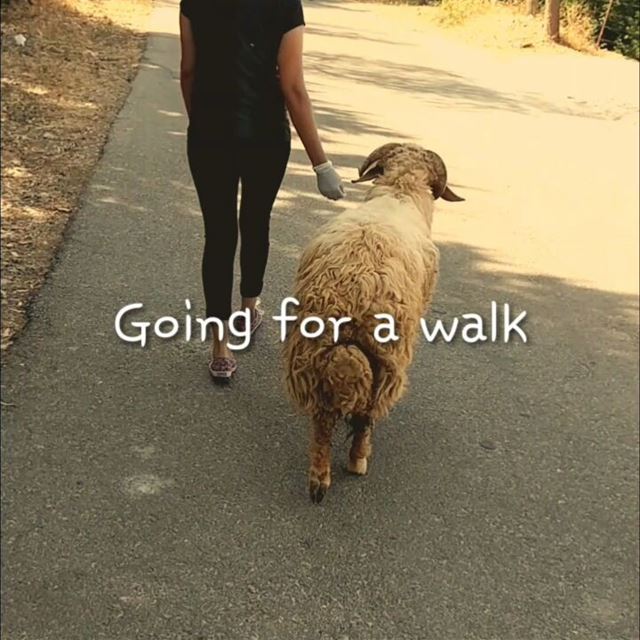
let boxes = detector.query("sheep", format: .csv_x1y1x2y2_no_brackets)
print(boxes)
283,143,465,503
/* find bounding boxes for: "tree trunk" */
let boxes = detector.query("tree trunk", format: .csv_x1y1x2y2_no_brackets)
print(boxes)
525,0,539,15
544,0,560,42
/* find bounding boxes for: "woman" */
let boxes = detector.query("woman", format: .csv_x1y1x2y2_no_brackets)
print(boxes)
179,0,345,380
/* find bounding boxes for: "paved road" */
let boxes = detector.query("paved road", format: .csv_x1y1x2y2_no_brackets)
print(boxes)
2,1,638,639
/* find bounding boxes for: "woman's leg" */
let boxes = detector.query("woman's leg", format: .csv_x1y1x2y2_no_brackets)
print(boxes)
238,140,291,310
187,133,240,358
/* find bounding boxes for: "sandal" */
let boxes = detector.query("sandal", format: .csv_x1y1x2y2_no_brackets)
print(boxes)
208,356,238,380
235,303,265,336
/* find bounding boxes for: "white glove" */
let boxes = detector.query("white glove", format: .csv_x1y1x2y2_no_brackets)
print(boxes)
313,161,345,201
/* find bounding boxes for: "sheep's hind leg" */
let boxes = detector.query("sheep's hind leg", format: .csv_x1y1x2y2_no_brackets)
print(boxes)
308,412,336,504
347,415,373,476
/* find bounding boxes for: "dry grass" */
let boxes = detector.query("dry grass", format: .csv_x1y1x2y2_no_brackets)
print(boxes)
0,0,151,355
436,0,493,26
439,0,603,53
372,0,602,54
442,2,551,50
560,1,599,53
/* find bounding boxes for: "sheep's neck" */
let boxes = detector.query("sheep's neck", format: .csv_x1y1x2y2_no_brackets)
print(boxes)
367,183,435,236
405,190,435,235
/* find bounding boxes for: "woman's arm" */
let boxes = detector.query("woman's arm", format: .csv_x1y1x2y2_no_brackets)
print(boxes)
278,26,344,199
278,26,326,166
179,13,196,118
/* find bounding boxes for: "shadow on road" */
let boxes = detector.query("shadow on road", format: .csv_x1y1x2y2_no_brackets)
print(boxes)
305,50,619,119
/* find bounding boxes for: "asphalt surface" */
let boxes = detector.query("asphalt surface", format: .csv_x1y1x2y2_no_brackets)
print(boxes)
2,1,639,639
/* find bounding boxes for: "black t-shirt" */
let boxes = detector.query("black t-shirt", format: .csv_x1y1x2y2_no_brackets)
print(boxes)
180,0,305,142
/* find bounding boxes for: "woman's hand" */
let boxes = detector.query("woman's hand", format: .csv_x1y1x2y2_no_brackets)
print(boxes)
313,161,345,200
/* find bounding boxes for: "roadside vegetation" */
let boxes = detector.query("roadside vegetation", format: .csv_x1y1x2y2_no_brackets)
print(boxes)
0,0,151,355
376,0,639,58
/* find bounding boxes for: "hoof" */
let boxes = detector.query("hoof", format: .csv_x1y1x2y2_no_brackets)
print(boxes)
347,456,368,476
308,474,330,504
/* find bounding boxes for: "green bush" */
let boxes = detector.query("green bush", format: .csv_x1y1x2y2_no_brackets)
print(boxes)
553,0,638,58
593,0,639,59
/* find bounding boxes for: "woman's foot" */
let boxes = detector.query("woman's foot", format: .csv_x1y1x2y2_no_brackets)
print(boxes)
209,328,237,380
247,305,265,335
208,355,238,380
236,298,265,336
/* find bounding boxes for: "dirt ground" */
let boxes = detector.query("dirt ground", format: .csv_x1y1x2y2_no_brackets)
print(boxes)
0,0,151,355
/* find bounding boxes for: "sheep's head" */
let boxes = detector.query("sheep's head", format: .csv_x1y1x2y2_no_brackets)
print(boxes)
352,143,464,202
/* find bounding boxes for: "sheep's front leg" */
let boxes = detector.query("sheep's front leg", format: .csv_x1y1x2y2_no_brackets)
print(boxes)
347,415,373,476
308,412,336,504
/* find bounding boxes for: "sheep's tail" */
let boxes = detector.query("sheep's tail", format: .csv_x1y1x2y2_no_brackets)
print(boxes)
321,342,376,416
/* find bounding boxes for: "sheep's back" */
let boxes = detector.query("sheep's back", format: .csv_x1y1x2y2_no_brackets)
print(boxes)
284,217,436,416
293,223,427,339
284,192,440,416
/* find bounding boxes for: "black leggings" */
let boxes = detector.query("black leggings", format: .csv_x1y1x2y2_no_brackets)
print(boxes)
187,134,290,320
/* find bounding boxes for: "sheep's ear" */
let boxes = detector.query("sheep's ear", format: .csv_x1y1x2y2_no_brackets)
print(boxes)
351,160,383,184
440,185,465,202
